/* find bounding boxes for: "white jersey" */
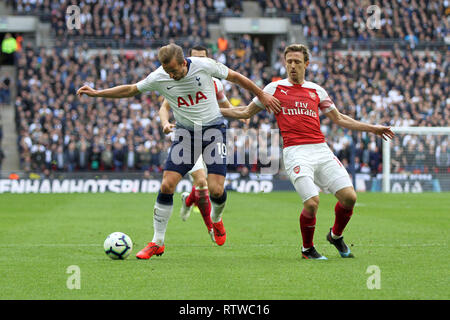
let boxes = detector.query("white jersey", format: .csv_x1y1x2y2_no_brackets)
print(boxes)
136,56,229,130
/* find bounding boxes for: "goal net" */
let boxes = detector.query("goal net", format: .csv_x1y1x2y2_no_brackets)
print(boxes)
382,127,450,192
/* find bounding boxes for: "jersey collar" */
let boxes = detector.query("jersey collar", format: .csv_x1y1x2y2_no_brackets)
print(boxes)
186,58,192,73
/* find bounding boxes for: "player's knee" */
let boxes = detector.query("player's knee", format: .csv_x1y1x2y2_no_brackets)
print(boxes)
342,192,357,208
209,184,224,199
160,180,176,194
303,197,319,216
194,178,208,189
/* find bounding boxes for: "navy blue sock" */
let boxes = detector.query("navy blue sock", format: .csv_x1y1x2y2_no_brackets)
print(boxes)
210,190,227,205
157,191,173,206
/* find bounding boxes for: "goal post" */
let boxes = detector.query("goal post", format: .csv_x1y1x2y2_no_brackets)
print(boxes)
382,127,450,192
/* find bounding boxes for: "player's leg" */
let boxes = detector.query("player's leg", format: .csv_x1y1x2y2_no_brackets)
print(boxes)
202,124,228,245
284,145,327,260
184,156,208,209
324,185,355,258
192,169,214,236
293,176,327,260
191,168,208,188
316,156,355,258
154,170,183,244
207,173,227,246
185,169,208,207
300,195,319,250
333,185,357,236
137,133,192,260
180,168,204,221
183,166,214,241
136,170,183,259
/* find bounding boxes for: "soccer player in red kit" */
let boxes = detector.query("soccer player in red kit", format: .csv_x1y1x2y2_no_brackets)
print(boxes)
220,44,394,259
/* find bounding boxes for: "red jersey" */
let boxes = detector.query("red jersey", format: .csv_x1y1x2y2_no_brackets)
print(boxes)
212,78,227,103
253,79,336,148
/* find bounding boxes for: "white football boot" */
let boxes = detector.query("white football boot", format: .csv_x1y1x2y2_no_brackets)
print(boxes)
180,192,193,221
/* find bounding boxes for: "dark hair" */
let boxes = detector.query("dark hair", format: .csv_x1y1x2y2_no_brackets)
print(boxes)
284,44,310,63
188,45,209,57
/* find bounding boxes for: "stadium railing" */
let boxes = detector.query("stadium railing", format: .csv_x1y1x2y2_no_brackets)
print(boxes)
306,38,448,51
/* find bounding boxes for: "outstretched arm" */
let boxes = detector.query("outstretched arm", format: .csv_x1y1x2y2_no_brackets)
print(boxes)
216,90,250,125
77,84,140,99
325,109,394,140
159,99,176,134
226,69,281,113
220,102,262,119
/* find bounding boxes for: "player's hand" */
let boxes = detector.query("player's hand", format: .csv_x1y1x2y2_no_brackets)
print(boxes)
259,93,281,114
162,122,176,134
372,125,395,141
77,85,98,97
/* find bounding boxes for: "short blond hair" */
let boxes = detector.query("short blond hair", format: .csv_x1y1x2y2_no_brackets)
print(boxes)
284,44,310,63
158,43,185,65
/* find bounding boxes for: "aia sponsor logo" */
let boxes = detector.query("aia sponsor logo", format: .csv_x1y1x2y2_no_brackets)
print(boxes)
293,166,300,174
177,91,207,107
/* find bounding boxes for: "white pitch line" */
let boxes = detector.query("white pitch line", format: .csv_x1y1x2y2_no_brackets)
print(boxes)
2,244,100,247
2,243,448,248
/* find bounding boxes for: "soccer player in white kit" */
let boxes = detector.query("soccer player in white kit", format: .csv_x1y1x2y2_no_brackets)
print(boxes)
220,44,394,260
77,44,280,260
159,45,234,243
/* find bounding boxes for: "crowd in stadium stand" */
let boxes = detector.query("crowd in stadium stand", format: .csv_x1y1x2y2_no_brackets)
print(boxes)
0,74,11,105
260,0,448,42
11,0,448,44
11,0,243,18
5,0,449,177
10,0,242,47
273,41,449,175
12,36,449,176
12,38,270,175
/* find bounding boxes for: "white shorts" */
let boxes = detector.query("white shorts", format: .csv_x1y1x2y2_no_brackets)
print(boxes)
188,154,207,175
283,143,353,202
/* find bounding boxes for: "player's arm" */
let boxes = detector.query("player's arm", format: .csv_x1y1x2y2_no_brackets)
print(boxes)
216,87,250,124
218,99,232,109
216,88,232,109
225,69,281,113
77,84,140,98
159,99,175,134
218,99,250,125
325,108,395,141
220,102,262,119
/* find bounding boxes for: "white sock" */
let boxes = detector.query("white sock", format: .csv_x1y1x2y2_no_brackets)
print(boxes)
331,230,343,240
152,202,173,245
210,201,226,223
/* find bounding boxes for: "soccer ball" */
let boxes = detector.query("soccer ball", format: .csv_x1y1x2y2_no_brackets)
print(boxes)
103,232,133,260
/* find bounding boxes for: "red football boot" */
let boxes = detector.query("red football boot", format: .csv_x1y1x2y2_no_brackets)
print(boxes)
212,220,226,246
136,242,165,259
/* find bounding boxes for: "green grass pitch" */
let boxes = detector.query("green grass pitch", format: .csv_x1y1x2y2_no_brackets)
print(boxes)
0,192,448,300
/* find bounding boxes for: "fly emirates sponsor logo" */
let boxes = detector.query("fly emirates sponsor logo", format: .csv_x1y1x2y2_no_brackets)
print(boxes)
281,101,317,117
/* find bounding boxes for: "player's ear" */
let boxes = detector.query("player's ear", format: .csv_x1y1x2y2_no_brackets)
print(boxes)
305,60,310,68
